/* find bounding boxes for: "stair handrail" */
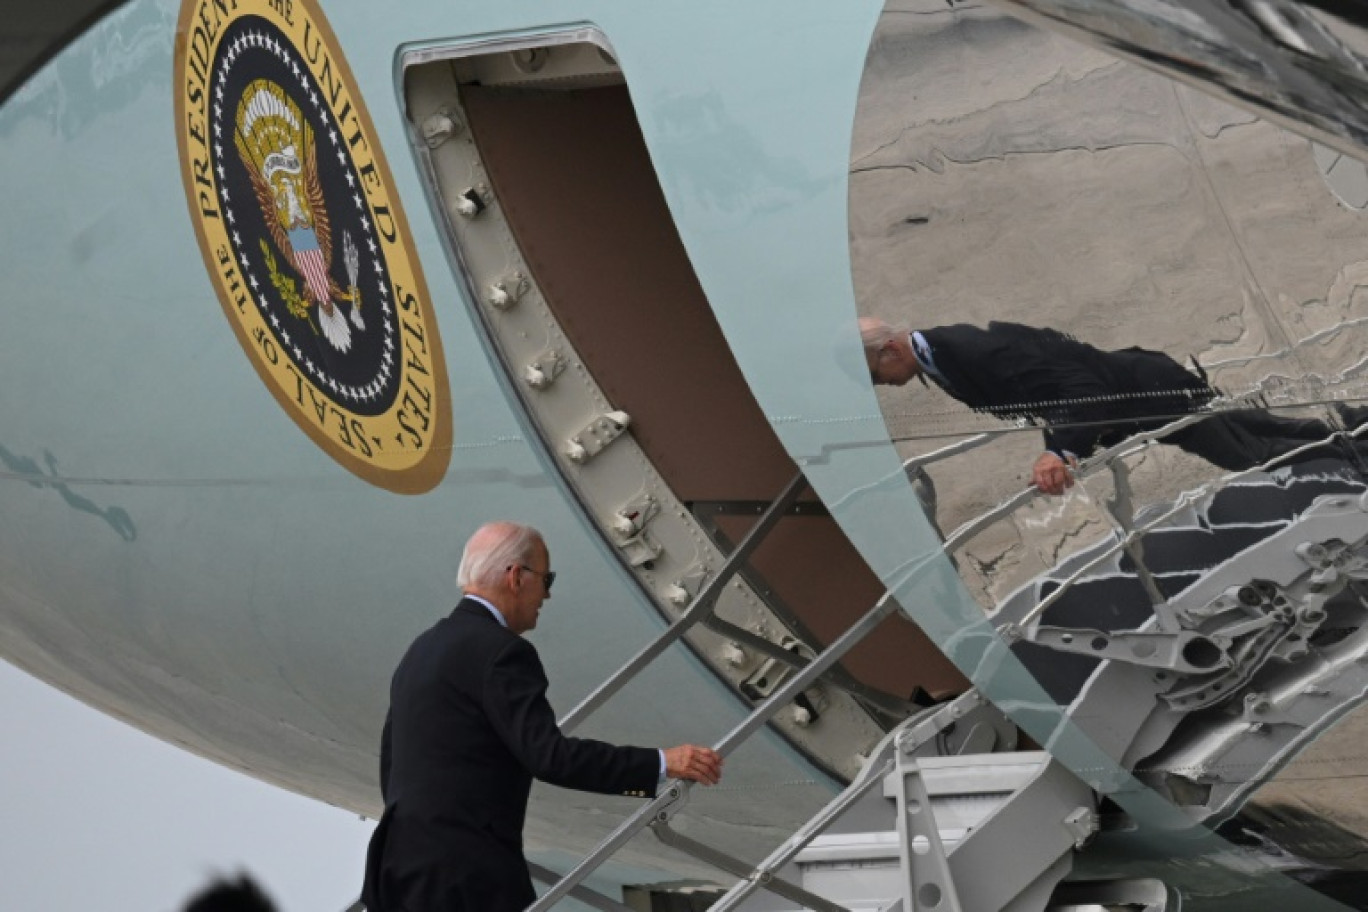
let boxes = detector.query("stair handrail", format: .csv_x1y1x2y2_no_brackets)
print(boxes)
943,392,1342,557
844,397,1262,535
1004,431,1346,634
525,586,910,911
902,432,999,473
558,470,808,734
825,432,1003,515
941,412,1209,555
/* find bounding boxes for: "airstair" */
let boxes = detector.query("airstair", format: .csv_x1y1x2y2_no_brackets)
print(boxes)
519,416,1368,912
995,450,1368,825
538,687,1123,912
711,690,1110,912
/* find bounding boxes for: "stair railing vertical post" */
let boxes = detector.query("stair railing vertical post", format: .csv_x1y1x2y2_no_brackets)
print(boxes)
1106,458,1178,631
1008,430,1344,634
892,743,964,912
707,690,988,912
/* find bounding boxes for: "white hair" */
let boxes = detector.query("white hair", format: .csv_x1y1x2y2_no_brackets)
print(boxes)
457,522,543,590
859,317,904,356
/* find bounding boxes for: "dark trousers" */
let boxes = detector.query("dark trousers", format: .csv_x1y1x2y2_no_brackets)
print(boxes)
1168,409,1348,471
367,818,535,912
1090,350,1362,472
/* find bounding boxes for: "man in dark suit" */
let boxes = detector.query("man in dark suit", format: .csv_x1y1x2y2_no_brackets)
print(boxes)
361,521,722,912
860,317,1356,495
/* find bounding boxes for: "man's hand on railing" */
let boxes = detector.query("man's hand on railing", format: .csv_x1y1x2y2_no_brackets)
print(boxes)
1031,451,1078,496
664,744,723,785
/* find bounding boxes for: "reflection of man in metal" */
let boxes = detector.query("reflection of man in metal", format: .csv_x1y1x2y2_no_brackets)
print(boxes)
362,521,723,912
860,318,1357,495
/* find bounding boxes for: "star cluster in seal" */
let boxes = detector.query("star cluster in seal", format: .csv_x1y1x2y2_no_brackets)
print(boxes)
208,16,398,417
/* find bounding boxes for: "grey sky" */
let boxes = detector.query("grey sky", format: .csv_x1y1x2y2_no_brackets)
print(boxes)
0,659,376,912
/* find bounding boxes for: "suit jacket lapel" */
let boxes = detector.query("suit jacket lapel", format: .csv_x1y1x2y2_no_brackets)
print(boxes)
920,328,988,409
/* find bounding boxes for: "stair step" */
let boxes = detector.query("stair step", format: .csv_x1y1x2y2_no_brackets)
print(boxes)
1204,484,1311,526
1118,525,1271,574
1011,641,1104,705
1204,459,1365,526
790,755,1055,903
1037,573,1201,630
994,463,1368,707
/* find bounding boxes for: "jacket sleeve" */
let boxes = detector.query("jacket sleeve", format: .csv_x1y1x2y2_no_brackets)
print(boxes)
482,636,660,797
940,324,1112,458
1042,426,1099,460
1026,359,1119,458
378,711,393,803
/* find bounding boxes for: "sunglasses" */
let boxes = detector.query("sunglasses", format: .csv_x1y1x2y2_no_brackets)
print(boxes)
514,565,556,592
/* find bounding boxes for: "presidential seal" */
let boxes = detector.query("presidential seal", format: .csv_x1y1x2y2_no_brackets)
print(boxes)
175,0,451,493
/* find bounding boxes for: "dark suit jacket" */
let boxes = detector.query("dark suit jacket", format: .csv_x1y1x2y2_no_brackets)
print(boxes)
361,599,660,912
919,322,1214,458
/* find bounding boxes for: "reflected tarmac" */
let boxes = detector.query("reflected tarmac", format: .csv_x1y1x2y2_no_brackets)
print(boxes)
849,3,1368,900
851,0,1368,573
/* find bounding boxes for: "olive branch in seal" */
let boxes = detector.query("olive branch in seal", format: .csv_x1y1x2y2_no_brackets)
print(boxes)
258,239,319,335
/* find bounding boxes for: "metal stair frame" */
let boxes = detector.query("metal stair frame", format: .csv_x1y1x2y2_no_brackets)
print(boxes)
966,414,1368,828
707,691,991,912
524,586,908,911
929,755,1095,912
700,690,1097,912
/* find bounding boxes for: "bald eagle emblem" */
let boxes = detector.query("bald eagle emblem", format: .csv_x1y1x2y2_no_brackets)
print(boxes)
234,78,363,352
176,0,453,492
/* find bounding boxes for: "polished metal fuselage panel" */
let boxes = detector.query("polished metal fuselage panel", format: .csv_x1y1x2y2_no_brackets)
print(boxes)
10,0,1368,904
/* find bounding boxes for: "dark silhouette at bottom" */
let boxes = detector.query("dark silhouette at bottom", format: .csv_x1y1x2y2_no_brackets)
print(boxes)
182,875,279,912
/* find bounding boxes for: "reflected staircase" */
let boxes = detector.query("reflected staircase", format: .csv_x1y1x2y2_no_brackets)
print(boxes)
519,425,1368,911
1001,456,1368,709
994,452,1368,825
